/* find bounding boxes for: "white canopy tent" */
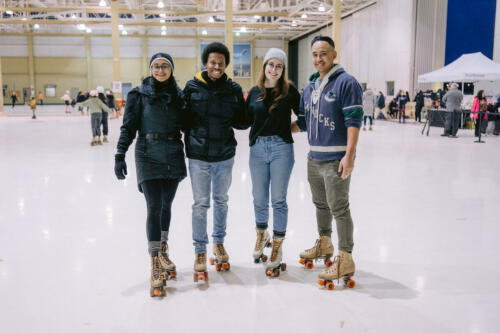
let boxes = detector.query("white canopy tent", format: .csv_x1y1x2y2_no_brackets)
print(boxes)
418,52,500,83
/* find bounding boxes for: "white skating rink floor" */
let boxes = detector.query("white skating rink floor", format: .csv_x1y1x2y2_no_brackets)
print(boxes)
1,106,499,333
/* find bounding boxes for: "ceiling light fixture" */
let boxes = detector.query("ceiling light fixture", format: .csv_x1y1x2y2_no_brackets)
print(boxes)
99,0,106,7
160,19,165,23
254,15,260,19
160,13,166,18
235,32,240,36
202,29,208,35
33,24,40,29
22,17,27,21
318,4,325,12
240,26,247,33
122,30,128,35
77,24,86,30
208,16,214,23
71,14,76,19
157,1,164,9
301,13,307,19
6,10,13,15
86,28,92,33
161,26,167,31
161,31,167,36
291,20,297,27
118,24,124,30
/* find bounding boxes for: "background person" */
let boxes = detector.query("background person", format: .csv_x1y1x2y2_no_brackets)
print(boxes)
441,83,463,138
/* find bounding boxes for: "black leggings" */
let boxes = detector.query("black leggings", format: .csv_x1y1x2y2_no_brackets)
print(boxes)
141,179,180,243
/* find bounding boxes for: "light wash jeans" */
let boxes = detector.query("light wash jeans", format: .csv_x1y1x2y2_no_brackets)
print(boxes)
249,136,294,237
189,157,234,254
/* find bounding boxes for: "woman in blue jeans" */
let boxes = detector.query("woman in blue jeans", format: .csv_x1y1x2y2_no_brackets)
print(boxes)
245,48,301,276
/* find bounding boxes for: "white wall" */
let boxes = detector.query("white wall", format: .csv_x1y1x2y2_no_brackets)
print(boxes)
0,36,28,57
296,0,414,96
34,36,86,57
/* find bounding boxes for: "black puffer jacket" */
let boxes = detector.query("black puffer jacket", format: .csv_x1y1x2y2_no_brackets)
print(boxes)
117,76,187,191
183,71,248,162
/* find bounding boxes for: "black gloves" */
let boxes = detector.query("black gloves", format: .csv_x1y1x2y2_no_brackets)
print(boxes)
114,153,127,180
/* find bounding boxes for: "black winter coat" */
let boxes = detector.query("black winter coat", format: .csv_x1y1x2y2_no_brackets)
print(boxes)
183,72,247,162
117,76,187,191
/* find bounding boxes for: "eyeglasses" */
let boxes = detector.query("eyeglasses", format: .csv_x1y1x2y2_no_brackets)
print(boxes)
152,64,171,72
267,63,283,71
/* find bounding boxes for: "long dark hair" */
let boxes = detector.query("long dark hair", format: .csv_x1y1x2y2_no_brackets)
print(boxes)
476,90,485,100
256,60,289,113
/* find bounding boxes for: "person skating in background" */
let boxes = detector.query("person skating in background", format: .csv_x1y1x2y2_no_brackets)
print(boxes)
245,48,301,277
97,90,110,142
10,91,17,108
394,90,409,123
76,90,111,146
183,42,247,281
471,90,488,137
76,91,87,115
362,87,376,131
60,90,71,113
294,36,362,289
38,91,44,105
114,53,187,297
106,90,116,119
375,91,386,119
441,83,463,138
29,96,37,119
414,89,424,123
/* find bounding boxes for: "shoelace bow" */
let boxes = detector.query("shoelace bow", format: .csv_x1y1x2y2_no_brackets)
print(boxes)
255,232,265,251
305,239,321,254
270,240,281,262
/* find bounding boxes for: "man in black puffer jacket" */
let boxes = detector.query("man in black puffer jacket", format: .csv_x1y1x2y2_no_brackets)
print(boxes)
184,42,248,278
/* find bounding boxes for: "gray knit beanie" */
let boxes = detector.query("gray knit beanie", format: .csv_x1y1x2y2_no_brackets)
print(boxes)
263,48,287,66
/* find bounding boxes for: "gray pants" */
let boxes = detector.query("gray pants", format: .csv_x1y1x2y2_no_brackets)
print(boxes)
307,159,354,253
91,113,102,137
443,110,461,136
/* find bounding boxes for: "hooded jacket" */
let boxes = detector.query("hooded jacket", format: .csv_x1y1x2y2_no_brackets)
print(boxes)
297,65,363,161
116,76,187,189
183,71,247,162
362,89,376,117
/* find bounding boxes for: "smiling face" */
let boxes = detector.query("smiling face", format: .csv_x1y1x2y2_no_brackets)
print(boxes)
264,58,284,87
151,59,172,82
311,41,337,77
205,52,226,81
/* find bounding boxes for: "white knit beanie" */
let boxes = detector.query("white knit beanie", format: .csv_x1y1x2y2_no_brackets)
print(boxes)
263,48,287,66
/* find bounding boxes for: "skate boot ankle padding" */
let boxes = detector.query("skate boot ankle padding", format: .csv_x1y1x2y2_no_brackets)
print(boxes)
253,230,271,263
159,242,176,280
299,236,334,269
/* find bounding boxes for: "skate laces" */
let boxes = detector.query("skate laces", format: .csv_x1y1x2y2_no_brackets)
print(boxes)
305,239,321,255
270,239,282,262
215,244,226,256
197,253,206,264
152,257,161,279
255,231,265,251
327,255,341,277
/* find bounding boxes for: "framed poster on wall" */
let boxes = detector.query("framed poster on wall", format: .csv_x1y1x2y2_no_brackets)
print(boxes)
200,43,251,78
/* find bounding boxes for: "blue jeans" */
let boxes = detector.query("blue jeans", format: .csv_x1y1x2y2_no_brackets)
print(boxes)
189,157,234,254
249,136,294,237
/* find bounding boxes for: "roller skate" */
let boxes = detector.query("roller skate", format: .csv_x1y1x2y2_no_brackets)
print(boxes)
103,135,109,143
90,137,97,146
158,242,176,281
299,235,334,269
317,251,356,290
150,255,166,297
265,237,287,277
209,243,230,272
96,137,103,145
193,253,208,283
253,229,271,263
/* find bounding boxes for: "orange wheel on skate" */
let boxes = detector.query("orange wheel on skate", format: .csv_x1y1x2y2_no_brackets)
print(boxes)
347,280,356,288
198,272,205,281
326,282,334,290
326,260,333,267
222,263,230,270
170,271,176,278
317,279,325,286
262,255,268,262
215,263,221,271
274,269,280,277
299,258,305,265
266,269,272,276
193,272,198,282
306,261,314,269
204,272,209,281
153,289,162,296
209,257,215,265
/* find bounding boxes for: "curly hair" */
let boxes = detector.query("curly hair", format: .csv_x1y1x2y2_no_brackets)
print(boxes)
202,42,230,66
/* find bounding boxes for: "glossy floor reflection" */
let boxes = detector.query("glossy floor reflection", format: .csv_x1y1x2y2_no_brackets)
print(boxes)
1,109,499,333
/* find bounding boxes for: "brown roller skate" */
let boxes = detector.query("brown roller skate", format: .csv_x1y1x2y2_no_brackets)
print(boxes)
158,242,176,281
209,243,230,272
299,235,334,269
265,237,287,277
193,253,208,282
317,251,356,290
150,255,166,297
253,230,271,264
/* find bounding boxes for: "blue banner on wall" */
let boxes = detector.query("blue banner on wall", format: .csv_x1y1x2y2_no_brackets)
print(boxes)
445,0,496,64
